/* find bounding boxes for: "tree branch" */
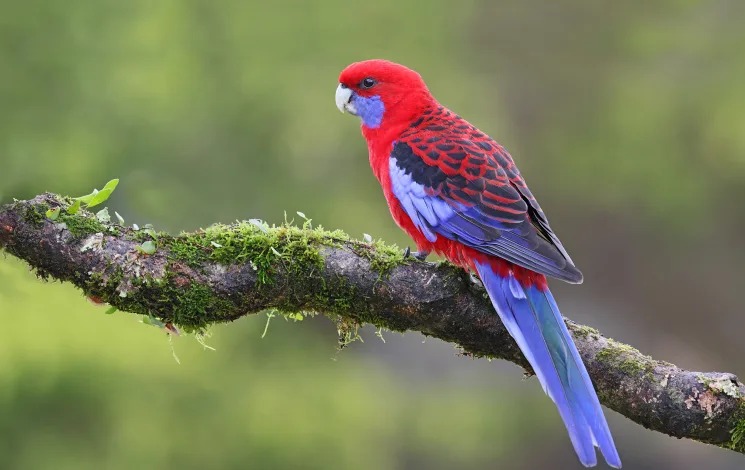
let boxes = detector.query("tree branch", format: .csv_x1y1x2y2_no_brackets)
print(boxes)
2,193,744,454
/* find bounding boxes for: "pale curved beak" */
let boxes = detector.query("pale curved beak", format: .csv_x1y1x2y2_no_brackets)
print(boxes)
335,84,356,115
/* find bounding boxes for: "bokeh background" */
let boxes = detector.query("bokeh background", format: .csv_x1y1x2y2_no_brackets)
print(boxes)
1,1,744,468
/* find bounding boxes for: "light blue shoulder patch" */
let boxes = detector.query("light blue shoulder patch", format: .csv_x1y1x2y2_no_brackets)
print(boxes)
388,156,457,242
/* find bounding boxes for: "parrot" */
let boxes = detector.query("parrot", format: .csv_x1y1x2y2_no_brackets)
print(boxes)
335,59,621,468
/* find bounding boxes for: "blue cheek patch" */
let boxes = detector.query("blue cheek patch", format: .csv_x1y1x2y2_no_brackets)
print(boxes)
352,94,385,128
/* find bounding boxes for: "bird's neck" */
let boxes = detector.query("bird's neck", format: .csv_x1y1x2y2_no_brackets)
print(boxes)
362,125,400,184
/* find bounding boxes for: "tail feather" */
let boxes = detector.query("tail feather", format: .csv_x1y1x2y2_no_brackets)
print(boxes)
475,261,621,468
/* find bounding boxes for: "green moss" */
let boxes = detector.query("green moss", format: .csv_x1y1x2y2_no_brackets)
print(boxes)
23,202,50,225
70,217,366,333
335,316,362,349
84,271,107,291
367,239,407,275
314,275,358,315
127,229,167,243
164,219,408,286
595,343,654,378
168,282,235,332
83,266,126,311
727,403,745,452
135,221,353,331
571,323,600,340
166,237,210,267
165,221,346,284
58,212,108,237
19,195,121,238
88,266,234,334
73,213,413,336
349,238,408,278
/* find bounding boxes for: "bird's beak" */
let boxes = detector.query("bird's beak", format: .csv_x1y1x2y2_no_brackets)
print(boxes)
335,84,356,115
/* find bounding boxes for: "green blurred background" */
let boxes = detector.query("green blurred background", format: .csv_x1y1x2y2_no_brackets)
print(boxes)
1,1,744,468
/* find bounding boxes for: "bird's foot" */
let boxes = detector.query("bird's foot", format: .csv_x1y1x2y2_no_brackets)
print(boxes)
468,272,484,288
403,247,430,261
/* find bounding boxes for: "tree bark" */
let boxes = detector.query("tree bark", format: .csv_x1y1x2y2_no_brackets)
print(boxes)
1,193,744,455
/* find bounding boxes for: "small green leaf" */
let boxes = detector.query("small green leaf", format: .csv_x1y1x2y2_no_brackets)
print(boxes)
248,219,268,233
296,211,312,228
96,207,110,223
363,233,373,243
104,306,117,315
138,240,157,255
115,211,125,225
210,241,223,248
46,207,61,221
270,247,282,257
74,179,119,208
142,228,158,239
85,180,119,208
74,188,99,205
66,200,81,215
132,223,140,231
142,315,165,328
102,178,119,192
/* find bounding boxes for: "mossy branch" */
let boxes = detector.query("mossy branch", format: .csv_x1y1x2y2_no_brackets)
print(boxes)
2,193,745,455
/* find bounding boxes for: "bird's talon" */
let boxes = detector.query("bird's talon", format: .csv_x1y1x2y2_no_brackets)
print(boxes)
469,272,483,288
412,250,430,261
403,247,429,261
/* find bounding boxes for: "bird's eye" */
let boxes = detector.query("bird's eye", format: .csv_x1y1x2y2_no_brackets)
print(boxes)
360,77,377,89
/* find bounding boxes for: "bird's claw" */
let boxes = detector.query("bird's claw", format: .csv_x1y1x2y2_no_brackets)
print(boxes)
413,251,430,261
468,272,483,288
403,247,430,261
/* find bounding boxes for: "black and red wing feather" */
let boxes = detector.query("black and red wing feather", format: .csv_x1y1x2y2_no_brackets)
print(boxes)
390,107,582,283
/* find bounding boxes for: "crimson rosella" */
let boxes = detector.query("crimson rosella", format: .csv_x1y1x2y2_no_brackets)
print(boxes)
335,59,621,468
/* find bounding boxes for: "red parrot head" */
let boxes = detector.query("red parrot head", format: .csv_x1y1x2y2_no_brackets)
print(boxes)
336,59,433,130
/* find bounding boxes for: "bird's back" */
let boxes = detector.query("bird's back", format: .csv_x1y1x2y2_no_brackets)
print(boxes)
377,103,582,284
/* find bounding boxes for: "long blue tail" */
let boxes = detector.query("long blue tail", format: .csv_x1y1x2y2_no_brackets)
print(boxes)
475,262,621,468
